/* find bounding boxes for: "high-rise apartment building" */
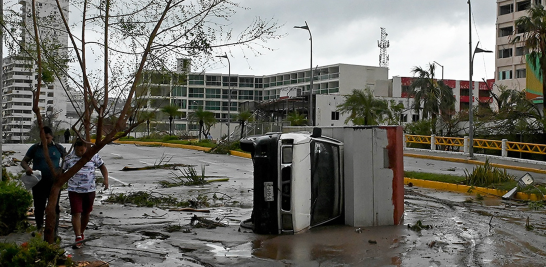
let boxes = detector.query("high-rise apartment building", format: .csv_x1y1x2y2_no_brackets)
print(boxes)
496,0,543,99
2,0,69,143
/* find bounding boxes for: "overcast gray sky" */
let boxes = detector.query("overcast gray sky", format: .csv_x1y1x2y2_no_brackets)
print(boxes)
209,0,496,82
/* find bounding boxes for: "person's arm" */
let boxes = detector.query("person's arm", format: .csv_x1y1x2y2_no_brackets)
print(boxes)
99,164,109,190
21,156,33,175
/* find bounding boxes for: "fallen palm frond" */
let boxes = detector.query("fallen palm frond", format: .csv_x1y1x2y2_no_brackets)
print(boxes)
122,163,194,171
159,166,229,187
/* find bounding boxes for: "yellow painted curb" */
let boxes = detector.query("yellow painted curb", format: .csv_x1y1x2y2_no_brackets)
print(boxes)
112,140,211,152
230,150,251,158
404,177,545,201
404,153,546,175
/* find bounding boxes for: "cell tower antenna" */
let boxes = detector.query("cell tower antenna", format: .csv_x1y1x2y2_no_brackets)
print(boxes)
378,27,390,68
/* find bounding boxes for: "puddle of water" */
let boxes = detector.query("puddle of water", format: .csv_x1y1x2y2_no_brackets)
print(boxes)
480,197,503,207
207,242,252,258
135,240,161,249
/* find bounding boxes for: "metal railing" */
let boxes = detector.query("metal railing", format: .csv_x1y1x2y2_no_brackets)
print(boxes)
405,134,546,157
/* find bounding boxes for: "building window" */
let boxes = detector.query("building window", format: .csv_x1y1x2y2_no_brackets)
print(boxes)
331,111,340,121
400,114,408,123
205,101,221,111
535,0,542,6
498,26,513,37
412,114,419,122
500,4,514,15
206,76,222,86
188,88,204,98
517,0,531,11
498,70,513,80
206,88,221,98
515,46,525,56
516,68,526,78
238,90,254,100
517,24,526,34
498,48,513,58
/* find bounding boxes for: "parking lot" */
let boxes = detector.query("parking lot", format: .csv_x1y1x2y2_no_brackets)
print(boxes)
2,143,546,266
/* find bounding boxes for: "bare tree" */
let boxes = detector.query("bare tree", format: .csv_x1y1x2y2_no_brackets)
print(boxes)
2,0,281,243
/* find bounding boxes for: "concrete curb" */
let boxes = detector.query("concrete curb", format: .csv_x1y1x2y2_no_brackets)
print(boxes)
229,150,251,158
404,178,545,201
114,140,212,152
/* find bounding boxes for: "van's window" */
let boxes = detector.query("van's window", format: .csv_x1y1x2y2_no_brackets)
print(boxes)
282,146,293,164
310,141,341,226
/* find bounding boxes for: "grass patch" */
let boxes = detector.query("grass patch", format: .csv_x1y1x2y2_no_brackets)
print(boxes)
464,159,514,187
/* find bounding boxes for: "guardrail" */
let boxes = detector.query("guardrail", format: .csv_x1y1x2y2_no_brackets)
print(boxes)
405,134,546,157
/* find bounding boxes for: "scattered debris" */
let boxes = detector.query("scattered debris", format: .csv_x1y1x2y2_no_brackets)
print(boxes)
525,216,534,231
407,220,432,231
105,191,188,208
368,240,377,244
169,208,210,213
190,215,227,229
355,228,362,233
427,241,436,248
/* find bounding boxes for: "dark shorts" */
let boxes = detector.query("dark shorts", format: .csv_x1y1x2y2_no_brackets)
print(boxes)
69,191,96,214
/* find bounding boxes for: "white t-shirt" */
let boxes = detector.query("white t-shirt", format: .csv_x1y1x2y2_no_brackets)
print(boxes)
63,151,104,193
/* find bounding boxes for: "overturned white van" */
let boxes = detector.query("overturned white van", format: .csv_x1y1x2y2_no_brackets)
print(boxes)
240,128,344,234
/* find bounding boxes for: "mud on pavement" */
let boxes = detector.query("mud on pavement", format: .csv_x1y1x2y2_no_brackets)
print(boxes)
2,143,546,266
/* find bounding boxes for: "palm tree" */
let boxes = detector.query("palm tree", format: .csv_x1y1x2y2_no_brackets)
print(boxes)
160,105,181,135
236,110,253,139
336,88,390,125
188,107,217,141
409,63,455,133
513,5,546,117
287,111,307,126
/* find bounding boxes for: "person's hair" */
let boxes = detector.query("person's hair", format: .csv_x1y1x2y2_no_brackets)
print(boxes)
74,139,85,147
43,126,53,136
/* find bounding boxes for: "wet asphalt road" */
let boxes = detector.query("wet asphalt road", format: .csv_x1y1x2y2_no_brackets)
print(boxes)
2,143,546,266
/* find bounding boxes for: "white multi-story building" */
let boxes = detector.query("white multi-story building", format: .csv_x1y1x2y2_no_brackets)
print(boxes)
137,61,389,138
2,0,69,143
138,60,498,138
496,0,544,100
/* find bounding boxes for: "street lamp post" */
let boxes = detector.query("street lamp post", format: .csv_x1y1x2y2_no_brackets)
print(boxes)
468,0,492,159
216,53,231,142
294,21,313,126
433,61,444,80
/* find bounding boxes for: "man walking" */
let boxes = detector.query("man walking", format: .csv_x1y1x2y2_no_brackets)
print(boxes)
21,126,67,237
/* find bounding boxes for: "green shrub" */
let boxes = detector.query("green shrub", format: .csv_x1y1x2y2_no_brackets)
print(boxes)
0,235,73,266
0,181,32,235
1,167,8,182
464,159,515,187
